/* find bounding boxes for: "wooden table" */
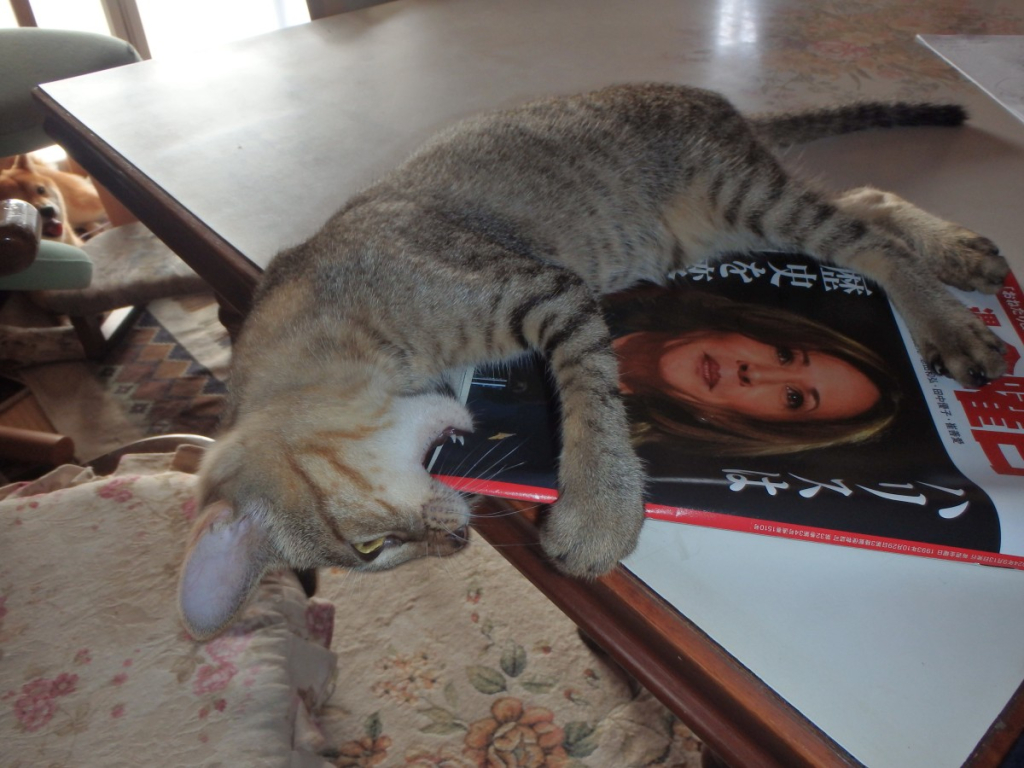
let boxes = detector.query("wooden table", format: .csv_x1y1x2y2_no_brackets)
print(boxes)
35,5,1024,766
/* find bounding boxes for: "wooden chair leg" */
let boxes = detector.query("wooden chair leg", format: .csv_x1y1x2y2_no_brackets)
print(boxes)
69,306,142,360
0,425,75,465
69,314,106,359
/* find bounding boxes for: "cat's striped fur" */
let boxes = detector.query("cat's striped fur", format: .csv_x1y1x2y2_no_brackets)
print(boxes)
179,84,1007,639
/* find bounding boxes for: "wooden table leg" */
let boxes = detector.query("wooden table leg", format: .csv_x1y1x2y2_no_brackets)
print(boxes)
215,292,245,341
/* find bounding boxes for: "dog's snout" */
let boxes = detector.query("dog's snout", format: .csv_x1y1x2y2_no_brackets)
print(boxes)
38,205,56,219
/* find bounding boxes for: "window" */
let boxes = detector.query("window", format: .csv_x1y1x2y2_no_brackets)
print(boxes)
3,0,310,60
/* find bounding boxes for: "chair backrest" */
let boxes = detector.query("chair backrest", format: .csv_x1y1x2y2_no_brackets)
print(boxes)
0,28,140,157
0,28,139,290
306,0,398,21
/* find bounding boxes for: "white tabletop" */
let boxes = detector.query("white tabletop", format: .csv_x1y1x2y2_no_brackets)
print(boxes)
919,36,1024,125
628,82,1024,768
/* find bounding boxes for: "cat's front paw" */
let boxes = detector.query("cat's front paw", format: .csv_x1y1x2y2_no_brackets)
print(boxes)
932,228,1008,294
539,488,646,579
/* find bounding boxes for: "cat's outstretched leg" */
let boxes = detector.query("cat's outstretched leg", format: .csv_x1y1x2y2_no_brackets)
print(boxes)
724,176,1007,387
509,269,646,577
834,187,1008,293
811,191,1007,385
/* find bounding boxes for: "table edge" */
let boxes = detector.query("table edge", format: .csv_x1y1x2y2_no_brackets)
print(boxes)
34,86,260,316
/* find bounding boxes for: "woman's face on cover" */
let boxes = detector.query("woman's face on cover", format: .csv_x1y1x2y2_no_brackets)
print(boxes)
658,332,881,421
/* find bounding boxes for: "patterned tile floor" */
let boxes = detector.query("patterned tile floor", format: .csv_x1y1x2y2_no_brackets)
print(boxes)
94,310,228,439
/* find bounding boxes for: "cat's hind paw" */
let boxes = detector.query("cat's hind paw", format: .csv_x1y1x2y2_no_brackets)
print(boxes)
916,303,1007,388
932,229,1009,294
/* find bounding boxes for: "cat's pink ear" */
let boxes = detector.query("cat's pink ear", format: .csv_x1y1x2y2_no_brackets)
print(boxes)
178,501,276,640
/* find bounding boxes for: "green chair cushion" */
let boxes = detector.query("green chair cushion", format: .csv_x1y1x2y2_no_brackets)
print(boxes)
0,239,92,291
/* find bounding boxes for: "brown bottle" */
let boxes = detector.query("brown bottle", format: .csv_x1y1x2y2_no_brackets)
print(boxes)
0,199,41,277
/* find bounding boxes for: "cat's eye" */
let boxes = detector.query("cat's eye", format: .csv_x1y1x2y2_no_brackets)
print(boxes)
354,537,386,554
351,535,396,563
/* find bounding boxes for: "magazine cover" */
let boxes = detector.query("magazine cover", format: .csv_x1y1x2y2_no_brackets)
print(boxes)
429,253,1024,568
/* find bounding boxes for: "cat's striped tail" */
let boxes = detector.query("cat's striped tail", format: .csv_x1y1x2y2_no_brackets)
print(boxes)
750,102,967,148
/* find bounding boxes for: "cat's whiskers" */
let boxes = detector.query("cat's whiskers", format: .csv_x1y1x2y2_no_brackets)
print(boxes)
447,440,527,494
435,544,468,584
469,536,542,552
319,565,359,600
467,499,542,521
458,448,531,519
437,439,504,481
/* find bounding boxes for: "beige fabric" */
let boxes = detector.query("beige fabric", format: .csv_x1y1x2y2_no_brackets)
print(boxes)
314,542,703,767
0,450,704,766
0,453,337,768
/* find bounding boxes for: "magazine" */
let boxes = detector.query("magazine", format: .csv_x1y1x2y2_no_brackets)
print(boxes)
429,253,1024,569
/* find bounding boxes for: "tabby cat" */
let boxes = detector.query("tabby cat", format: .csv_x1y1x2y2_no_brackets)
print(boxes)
179,84,1007,639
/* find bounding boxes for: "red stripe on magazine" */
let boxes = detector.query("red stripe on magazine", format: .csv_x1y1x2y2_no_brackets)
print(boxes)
434,476,558,504
644,504,1024,569
435,476,1024,570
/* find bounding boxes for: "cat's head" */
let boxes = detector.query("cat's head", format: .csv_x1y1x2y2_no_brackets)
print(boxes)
178,387,473,640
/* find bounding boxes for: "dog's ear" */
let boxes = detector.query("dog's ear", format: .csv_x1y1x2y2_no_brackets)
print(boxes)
13,155,33,171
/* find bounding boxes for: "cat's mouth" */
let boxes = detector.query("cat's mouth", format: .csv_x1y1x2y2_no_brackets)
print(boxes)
422,426,470,466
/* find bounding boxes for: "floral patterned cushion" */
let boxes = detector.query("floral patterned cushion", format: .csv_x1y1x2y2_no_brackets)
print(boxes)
312,536,703,767
0,452,337,768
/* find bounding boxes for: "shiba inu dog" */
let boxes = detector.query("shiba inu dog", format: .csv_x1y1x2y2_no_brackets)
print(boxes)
0,154,106,246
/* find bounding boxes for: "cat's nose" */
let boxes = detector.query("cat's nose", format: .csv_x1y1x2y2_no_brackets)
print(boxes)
448,526,470,549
